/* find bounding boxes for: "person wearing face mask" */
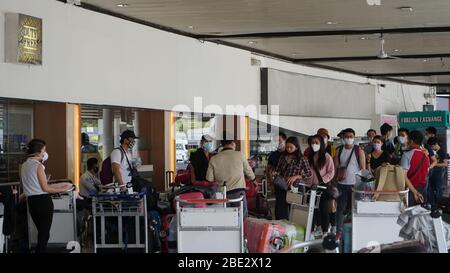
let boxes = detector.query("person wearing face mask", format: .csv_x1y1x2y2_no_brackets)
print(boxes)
392,128,409,164
367,135,390,175
424,126,438,170
380,123,395,156
190,134,214,182
273,136,313,220
79,158,102,199
307,135,335,237
21,139,73,253
364,129,377,155
111,130,139,186
333,128,366,240
426,137,449,210
265,132,287,191
206,132,255,216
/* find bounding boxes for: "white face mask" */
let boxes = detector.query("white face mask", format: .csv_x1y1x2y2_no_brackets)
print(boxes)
398,136,407,145
344,138,354,145
277,141,286,151
42,152,49,163
312,144,321,152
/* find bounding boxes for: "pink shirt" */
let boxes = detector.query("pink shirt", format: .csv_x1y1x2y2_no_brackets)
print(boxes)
307,153,335,185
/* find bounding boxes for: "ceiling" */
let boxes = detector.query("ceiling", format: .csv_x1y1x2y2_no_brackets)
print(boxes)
78,0,450,88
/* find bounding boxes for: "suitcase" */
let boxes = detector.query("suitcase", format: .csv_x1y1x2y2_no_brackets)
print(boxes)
342,222,352,253
244,217,287,253
160,214,176,253
147,210,161,253
245,179,257,198
176,192,206,208
248,193,272,220
279,220,305,253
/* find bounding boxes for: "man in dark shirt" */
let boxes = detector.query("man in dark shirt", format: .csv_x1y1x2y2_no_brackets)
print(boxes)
265,132,287,189
426,137,448,209
424,126,438,169
364,129,377,155
380,123,395,156
190,134,214,181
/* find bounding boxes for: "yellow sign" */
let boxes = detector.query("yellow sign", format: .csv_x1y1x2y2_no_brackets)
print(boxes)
18,14,42,65
5,13,42,65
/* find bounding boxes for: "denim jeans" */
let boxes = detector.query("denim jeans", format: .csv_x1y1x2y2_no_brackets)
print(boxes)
336,184,353,233
427,169,444,209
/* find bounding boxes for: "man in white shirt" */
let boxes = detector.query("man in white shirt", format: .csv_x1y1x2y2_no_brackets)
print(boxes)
79,158,102,198
111,130,139,185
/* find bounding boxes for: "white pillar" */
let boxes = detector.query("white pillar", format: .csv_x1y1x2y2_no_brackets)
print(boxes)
102,108,114,158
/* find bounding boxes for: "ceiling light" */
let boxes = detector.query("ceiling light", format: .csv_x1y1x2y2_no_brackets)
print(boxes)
398,6,413,12
423,59,428,62
393,49,400,52
360,37,368,40
188,26,194,29
248,41,257,45
326,21,337,25
116,3,129,8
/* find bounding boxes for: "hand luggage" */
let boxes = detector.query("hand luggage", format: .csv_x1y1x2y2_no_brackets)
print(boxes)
160,214,175,253
175,192,206,208
244,217,287,253
247,193,272,219
147,210,161,253
374,164,406,201
245,179,257,198
278,220,305,253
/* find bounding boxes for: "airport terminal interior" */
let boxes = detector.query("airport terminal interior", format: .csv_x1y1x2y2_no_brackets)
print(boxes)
1,0,450,255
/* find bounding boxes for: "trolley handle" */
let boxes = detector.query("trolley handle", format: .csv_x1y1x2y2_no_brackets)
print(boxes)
175,195,244,204
293,181,327,190
352,189,409,194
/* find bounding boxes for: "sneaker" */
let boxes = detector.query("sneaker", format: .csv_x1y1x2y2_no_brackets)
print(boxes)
330,226,337,234
313,227,323,239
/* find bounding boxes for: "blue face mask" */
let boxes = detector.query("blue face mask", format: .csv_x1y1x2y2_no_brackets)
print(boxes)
203,142,213,152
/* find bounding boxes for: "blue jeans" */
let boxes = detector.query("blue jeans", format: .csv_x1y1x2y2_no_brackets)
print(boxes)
336,184,353,233
427,169,444,209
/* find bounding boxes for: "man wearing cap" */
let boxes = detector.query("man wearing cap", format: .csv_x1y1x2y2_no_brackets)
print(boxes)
111,130,139,185
190,135,214,182
206,132,255,216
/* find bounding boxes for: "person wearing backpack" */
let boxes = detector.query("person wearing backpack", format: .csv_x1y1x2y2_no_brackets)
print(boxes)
333,128,366,240
111,130,139,186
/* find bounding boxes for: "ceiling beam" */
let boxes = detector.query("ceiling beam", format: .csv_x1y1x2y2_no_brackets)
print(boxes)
369,71,450,77
294,53,450,63
198,26,450,39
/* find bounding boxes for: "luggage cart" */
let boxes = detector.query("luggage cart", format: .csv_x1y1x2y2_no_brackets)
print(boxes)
286,183,326,243
351,188,409,252
175,194,245,253
92,192,148,253
27,180,77,250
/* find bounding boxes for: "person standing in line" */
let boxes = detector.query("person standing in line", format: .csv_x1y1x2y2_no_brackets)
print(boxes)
21,139,73,253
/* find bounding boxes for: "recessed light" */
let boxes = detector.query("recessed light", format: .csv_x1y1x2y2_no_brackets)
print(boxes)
188,25,194,29
423,59,428,62
248,41,257,45
326,21,337,25
398,6,413,12
360,37,368,40
393,49,400,52
116,3,129,8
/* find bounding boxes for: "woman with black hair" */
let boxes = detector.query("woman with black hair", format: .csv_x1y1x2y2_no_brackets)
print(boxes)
273,136,312,220
307,135,335,237
21,139,72,253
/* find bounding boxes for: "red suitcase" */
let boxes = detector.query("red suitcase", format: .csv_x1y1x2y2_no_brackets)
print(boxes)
244,217,287,253
160,214,176,253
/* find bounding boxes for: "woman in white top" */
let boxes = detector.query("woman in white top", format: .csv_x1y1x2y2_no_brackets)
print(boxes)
21,139,72,253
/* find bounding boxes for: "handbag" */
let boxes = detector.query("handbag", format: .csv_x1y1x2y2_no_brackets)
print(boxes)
273,175,289,191
336,146,356,182
313,160,340,200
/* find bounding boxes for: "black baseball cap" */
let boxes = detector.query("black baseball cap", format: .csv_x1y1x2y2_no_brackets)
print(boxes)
120,130,139,140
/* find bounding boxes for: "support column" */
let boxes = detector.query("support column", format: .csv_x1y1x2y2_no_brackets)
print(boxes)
102,108,114,159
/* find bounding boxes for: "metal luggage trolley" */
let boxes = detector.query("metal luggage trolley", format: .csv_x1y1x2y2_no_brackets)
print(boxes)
351,186,409,253
92,191,148,253
286,182,326,242
28,180,78,250
175,193,245,253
